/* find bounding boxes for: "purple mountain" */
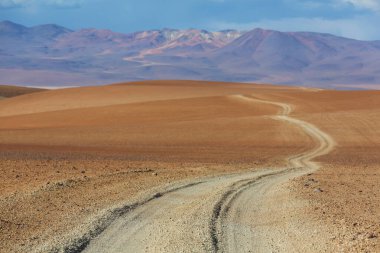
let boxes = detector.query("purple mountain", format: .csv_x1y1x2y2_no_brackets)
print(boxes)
1,20,380,89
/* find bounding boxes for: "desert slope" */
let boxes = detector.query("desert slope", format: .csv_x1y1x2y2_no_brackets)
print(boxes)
249,88,380,251
82,94,335,253
0,81,311,253
0,81,379,252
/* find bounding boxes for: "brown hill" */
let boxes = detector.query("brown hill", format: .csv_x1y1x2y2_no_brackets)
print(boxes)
0,85,45,98
0,80,379,252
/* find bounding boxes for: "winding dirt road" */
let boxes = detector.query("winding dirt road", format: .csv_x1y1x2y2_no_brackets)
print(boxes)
81,95,335,253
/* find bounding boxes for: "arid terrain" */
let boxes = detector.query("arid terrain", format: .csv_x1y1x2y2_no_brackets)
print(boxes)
0,80,379,252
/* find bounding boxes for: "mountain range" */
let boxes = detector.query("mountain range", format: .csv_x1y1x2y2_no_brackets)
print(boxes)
1,20,380,88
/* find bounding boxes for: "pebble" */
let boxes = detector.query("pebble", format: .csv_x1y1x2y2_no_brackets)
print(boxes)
368,233,377,239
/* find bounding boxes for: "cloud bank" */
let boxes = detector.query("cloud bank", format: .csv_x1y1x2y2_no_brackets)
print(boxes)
0,0,84,9
340,0,380,11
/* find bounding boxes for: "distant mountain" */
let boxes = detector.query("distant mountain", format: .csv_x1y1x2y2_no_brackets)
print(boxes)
209,29,380,86
0,21,71,41
1,20,380,88
0,21,27,35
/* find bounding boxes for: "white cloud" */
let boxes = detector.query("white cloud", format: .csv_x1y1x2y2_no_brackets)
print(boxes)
338,0,380,11
0,0,28,8
44,0,84,8
289,0,380,11
209,15,380,40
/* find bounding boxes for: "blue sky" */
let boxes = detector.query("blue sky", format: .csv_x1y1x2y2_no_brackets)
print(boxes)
1,0,380,40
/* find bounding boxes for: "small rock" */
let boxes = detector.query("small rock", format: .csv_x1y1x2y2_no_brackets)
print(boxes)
368,233,377,239
81,170,86,174
153,192,162,198
314,188,323,193
152,172,158,176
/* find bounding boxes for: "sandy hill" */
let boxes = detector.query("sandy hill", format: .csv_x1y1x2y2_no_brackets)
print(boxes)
0,80,379,252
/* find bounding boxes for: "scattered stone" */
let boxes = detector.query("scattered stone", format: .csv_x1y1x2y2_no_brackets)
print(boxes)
314,188,323,193
368,233,377,239
153,192,162,198
152,172,158,176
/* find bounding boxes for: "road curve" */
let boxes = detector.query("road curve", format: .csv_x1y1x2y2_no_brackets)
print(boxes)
212,95,335,252
81,95,335,253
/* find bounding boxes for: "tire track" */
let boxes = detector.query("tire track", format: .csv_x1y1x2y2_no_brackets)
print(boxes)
48,181,205,253
209,168,295,252
210,95,335,252
78,94,335,253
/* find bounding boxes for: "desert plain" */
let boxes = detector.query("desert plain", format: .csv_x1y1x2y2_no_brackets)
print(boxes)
0,80,379,252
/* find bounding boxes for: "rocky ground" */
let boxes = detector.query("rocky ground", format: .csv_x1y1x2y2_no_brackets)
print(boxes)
0,81,379,252
292,149,380,252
